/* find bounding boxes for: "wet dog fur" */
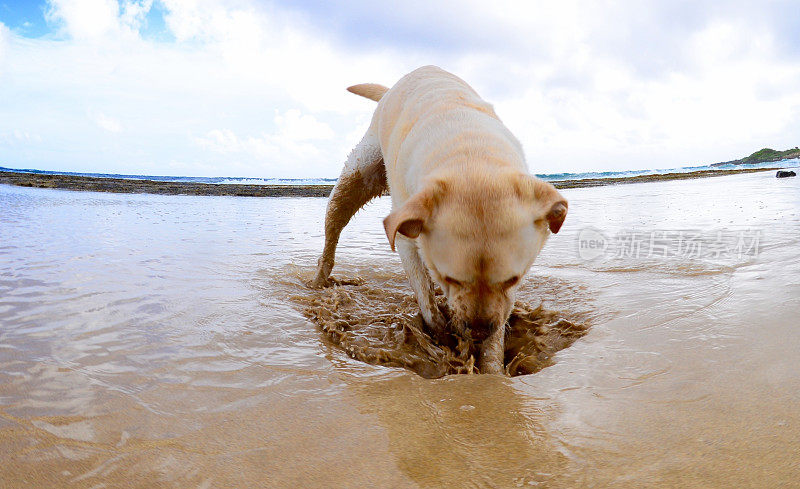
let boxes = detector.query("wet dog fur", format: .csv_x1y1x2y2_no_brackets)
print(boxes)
312,66,567,374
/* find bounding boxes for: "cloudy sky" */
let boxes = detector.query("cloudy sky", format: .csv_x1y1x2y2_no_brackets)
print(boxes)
1,0,799,178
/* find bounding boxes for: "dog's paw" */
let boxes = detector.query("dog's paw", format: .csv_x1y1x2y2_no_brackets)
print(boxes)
424,311,451,344
309,277,330,289
308,276,363,289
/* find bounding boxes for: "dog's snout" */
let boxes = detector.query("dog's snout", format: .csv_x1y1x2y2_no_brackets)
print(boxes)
468,317,497,342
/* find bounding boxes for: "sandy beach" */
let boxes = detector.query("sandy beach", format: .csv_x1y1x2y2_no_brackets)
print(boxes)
1,169,798,487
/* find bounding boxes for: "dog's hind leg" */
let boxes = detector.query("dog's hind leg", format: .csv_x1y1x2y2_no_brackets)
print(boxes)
311,132,386,288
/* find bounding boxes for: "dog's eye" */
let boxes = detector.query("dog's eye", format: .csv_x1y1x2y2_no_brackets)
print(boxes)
444,276,462,287
502,276,519,288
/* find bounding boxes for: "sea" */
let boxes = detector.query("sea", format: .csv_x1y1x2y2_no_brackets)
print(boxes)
2,158,798,185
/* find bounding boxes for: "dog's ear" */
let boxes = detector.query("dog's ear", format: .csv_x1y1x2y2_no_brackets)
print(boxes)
545,200,568,234
383,183,444,251
514,175,568,234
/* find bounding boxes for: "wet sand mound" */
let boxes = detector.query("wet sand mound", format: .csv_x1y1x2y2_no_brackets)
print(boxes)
295,276,590,378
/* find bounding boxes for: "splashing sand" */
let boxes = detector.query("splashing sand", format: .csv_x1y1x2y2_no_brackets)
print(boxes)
293,276,590,378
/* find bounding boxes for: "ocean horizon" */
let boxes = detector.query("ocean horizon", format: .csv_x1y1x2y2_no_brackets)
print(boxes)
2,158,798,186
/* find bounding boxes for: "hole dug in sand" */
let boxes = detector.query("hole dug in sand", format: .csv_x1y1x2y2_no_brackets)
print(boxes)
298,277,590,379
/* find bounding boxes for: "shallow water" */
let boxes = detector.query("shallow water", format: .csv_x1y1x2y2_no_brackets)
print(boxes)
1,171,799,487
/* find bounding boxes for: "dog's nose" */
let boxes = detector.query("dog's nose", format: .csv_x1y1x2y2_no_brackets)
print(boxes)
469,319,495,342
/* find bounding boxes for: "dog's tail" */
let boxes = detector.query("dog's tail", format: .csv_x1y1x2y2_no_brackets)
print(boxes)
347,83,389,102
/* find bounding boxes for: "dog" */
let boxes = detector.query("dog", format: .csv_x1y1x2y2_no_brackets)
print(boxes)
312,66,567,374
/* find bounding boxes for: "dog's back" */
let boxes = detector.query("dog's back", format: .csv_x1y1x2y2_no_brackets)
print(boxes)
363,66,527,203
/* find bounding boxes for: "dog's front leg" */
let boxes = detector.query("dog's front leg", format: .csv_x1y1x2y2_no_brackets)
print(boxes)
311,132,385,288
395,237,448,339
479,326,506,374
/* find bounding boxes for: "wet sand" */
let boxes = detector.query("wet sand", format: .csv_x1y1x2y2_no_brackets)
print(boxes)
1,170,799,487
0,166,782,197
295,275,591,379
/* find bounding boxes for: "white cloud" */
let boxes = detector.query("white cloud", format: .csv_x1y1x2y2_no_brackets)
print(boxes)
194,110,335,173
0,0,799,178
45,0,123,40
43,0,154,40
120,0,153,32
0,0,403,178
0,21,9,68
195,129,239,153
89,110,123,133
274,109,335,141
1,130,43,145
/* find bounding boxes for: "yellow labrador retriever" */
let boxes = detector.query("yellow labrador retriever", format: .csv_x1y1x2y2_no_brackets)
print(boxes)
312,66,567,374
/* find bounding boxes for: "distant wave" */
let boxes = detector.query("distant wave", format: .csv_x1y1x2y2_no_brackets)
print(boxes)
214,177,338,186
535,158,799,182
2,158,797,186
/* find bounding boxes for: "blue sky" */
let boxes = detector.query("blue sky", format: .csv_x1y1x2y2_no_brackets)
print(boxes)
1,1,799,178
1,1,48,37
0,0,171,39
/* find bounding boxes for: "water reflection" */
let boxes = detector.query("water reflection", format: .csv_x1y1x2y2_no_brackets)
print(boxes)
353,374,569,488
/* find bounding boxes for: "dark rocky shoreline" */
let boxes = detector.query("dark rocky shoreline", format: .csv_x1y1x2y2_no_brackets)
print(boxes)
0,166,783,197
0,171,331,197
